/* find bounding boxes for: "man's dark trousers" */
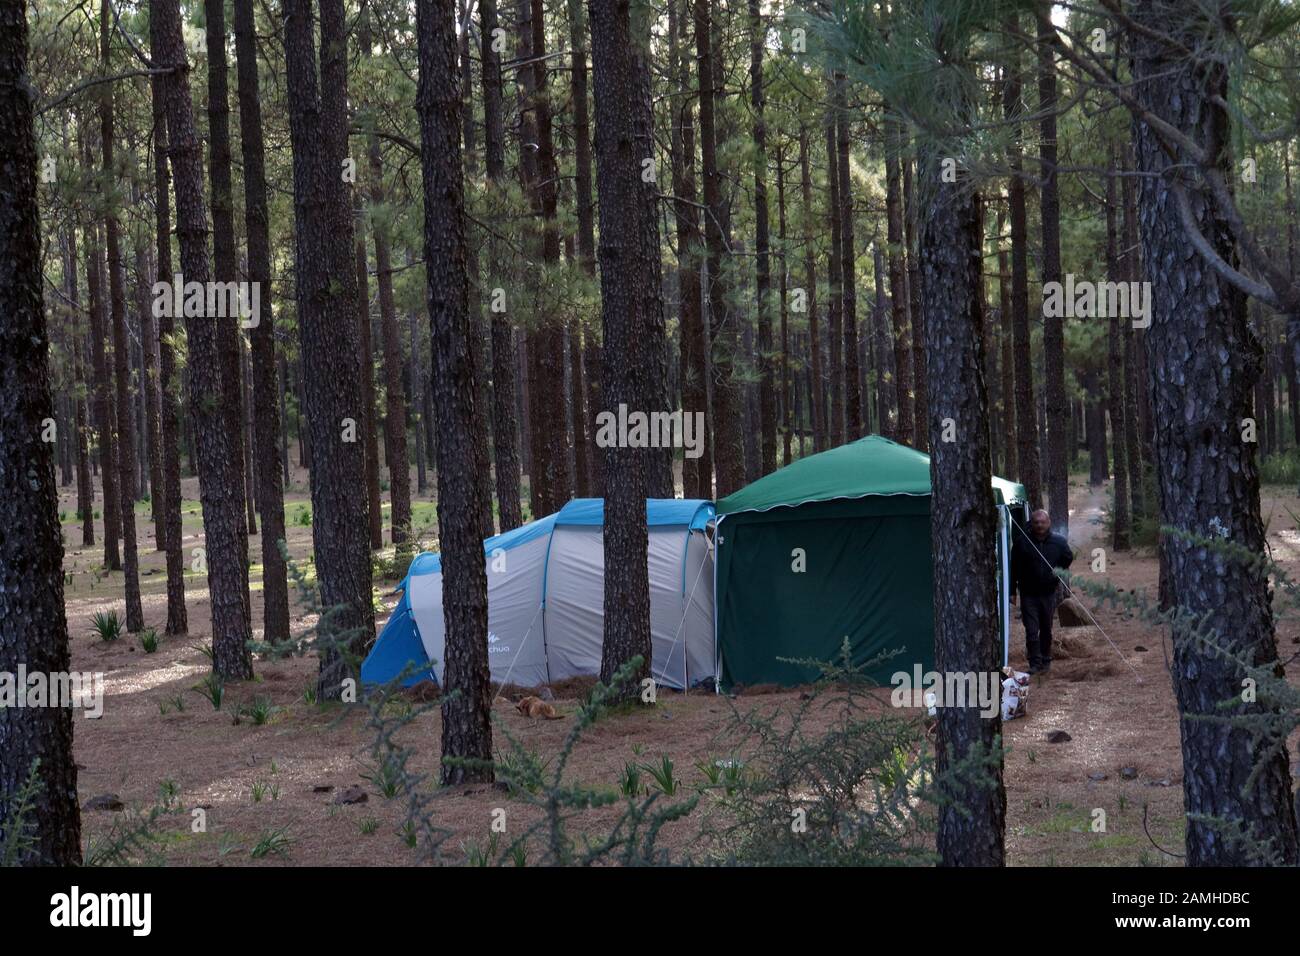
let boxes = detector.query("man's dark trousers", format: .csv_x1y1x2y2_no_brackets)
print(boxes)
1021,592,1057,670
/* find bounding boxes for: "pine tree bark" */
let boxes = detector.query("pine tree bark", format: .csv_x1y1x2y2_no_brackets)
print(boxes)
566,0,597,498
751,0,776,475
355,227,385,549
996,203,1017,478
799,126,825,454
205,0,255,577
149,69,187,636
283,0,375,697
872,245,898,434
1130,0,1298,865
903,143,928,451
919,98,1006,868
368,143,412,548
884,110,913,444
590,0,663,698
152,0,251,675
1037,12,1069,533
417,0,494,784
85,156,121,571
456,15,498,537
0,0,83,863
836,78,862,441
824,110,844,446
520,0,572,516
777,146,791,466
1105,157,1130,550
1002,39,1042,508
669,0,711,498
1119,154,1146,519
695,0,746,494
64,221,95,547
99,4,143,631
479,0,524,529
233,0,290,642
128,185,163,551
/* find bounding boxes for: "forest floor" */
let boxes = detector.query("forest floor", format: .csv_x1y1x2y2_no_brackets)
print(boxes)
56,467,1300,866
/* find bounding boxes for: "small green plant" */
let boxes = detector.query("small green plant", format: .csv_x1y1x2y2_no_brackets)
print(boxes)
294,505,312,527
361,757,404,799
619,761,643,797
695,759,722,788
643,755,678,796
0,761,43,865
251,779,278,803
302,682,318,705
140,628,160,654
463,833,501,866
194,642,215,664
237,696,278,726
158,779,180,811
359,817,379,835
193,673,224,710
90,610,123,643
250,827,294,859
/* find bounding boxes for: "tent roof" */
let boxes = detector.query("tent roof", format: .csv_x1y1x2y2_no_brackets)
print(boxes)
716,435,1026,516
556,498,714,530
399,498,715,582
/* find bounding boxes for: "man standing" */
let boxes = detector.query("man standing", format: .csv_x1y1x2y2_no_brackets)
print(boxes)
1010,509,1073,674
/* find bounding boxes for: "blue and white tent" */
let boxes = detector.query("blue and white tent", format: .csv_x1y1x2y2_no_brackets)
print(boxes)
361,499,717,691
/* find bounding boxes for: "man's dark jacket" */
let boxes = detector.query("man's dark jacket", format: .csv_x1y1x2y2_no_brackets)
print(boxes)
1010,529,1074,597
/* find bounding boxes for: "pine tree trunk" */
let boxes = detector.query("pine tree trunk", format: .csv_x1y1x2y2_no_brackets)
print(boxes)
153,0,251,675
777,145,792,466
669,0,711,498
0,1,83,863
479,0,524,529
872,245,898,434
283,0,375,698
520,0,572,516
799,126,825,454
1105,157,1130,550
100,4,143,631
591,0,663,699
1037,12,1068,532
66,221,95,547
824,111,844,447
695,0,746,495
995,204,1017,477
149,70,188,636
369,143,412,548
836,79,862,441
1002,35,1042,508
884,110,913,445
205,0,255,590
417,0,494,784
85,174,121,570
919,111,1006,869
903,143,928,451
568,0,598,498
457,17,497,538
355,228,385,550
234,0,290,642
1130,0,1298,865
751,0,776,475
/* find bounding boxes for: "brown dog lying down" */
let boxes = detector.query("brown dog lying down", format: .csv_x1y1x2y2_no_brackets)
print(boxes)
515,696,564,720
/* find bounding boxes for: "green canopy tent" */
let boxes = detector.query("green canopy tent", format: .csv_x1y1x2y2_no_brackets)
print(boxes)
713,435,1027,689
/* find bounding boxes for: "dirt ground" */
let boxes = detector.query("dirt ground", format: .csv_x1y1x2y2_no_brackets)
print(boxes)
55,466,1300,865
